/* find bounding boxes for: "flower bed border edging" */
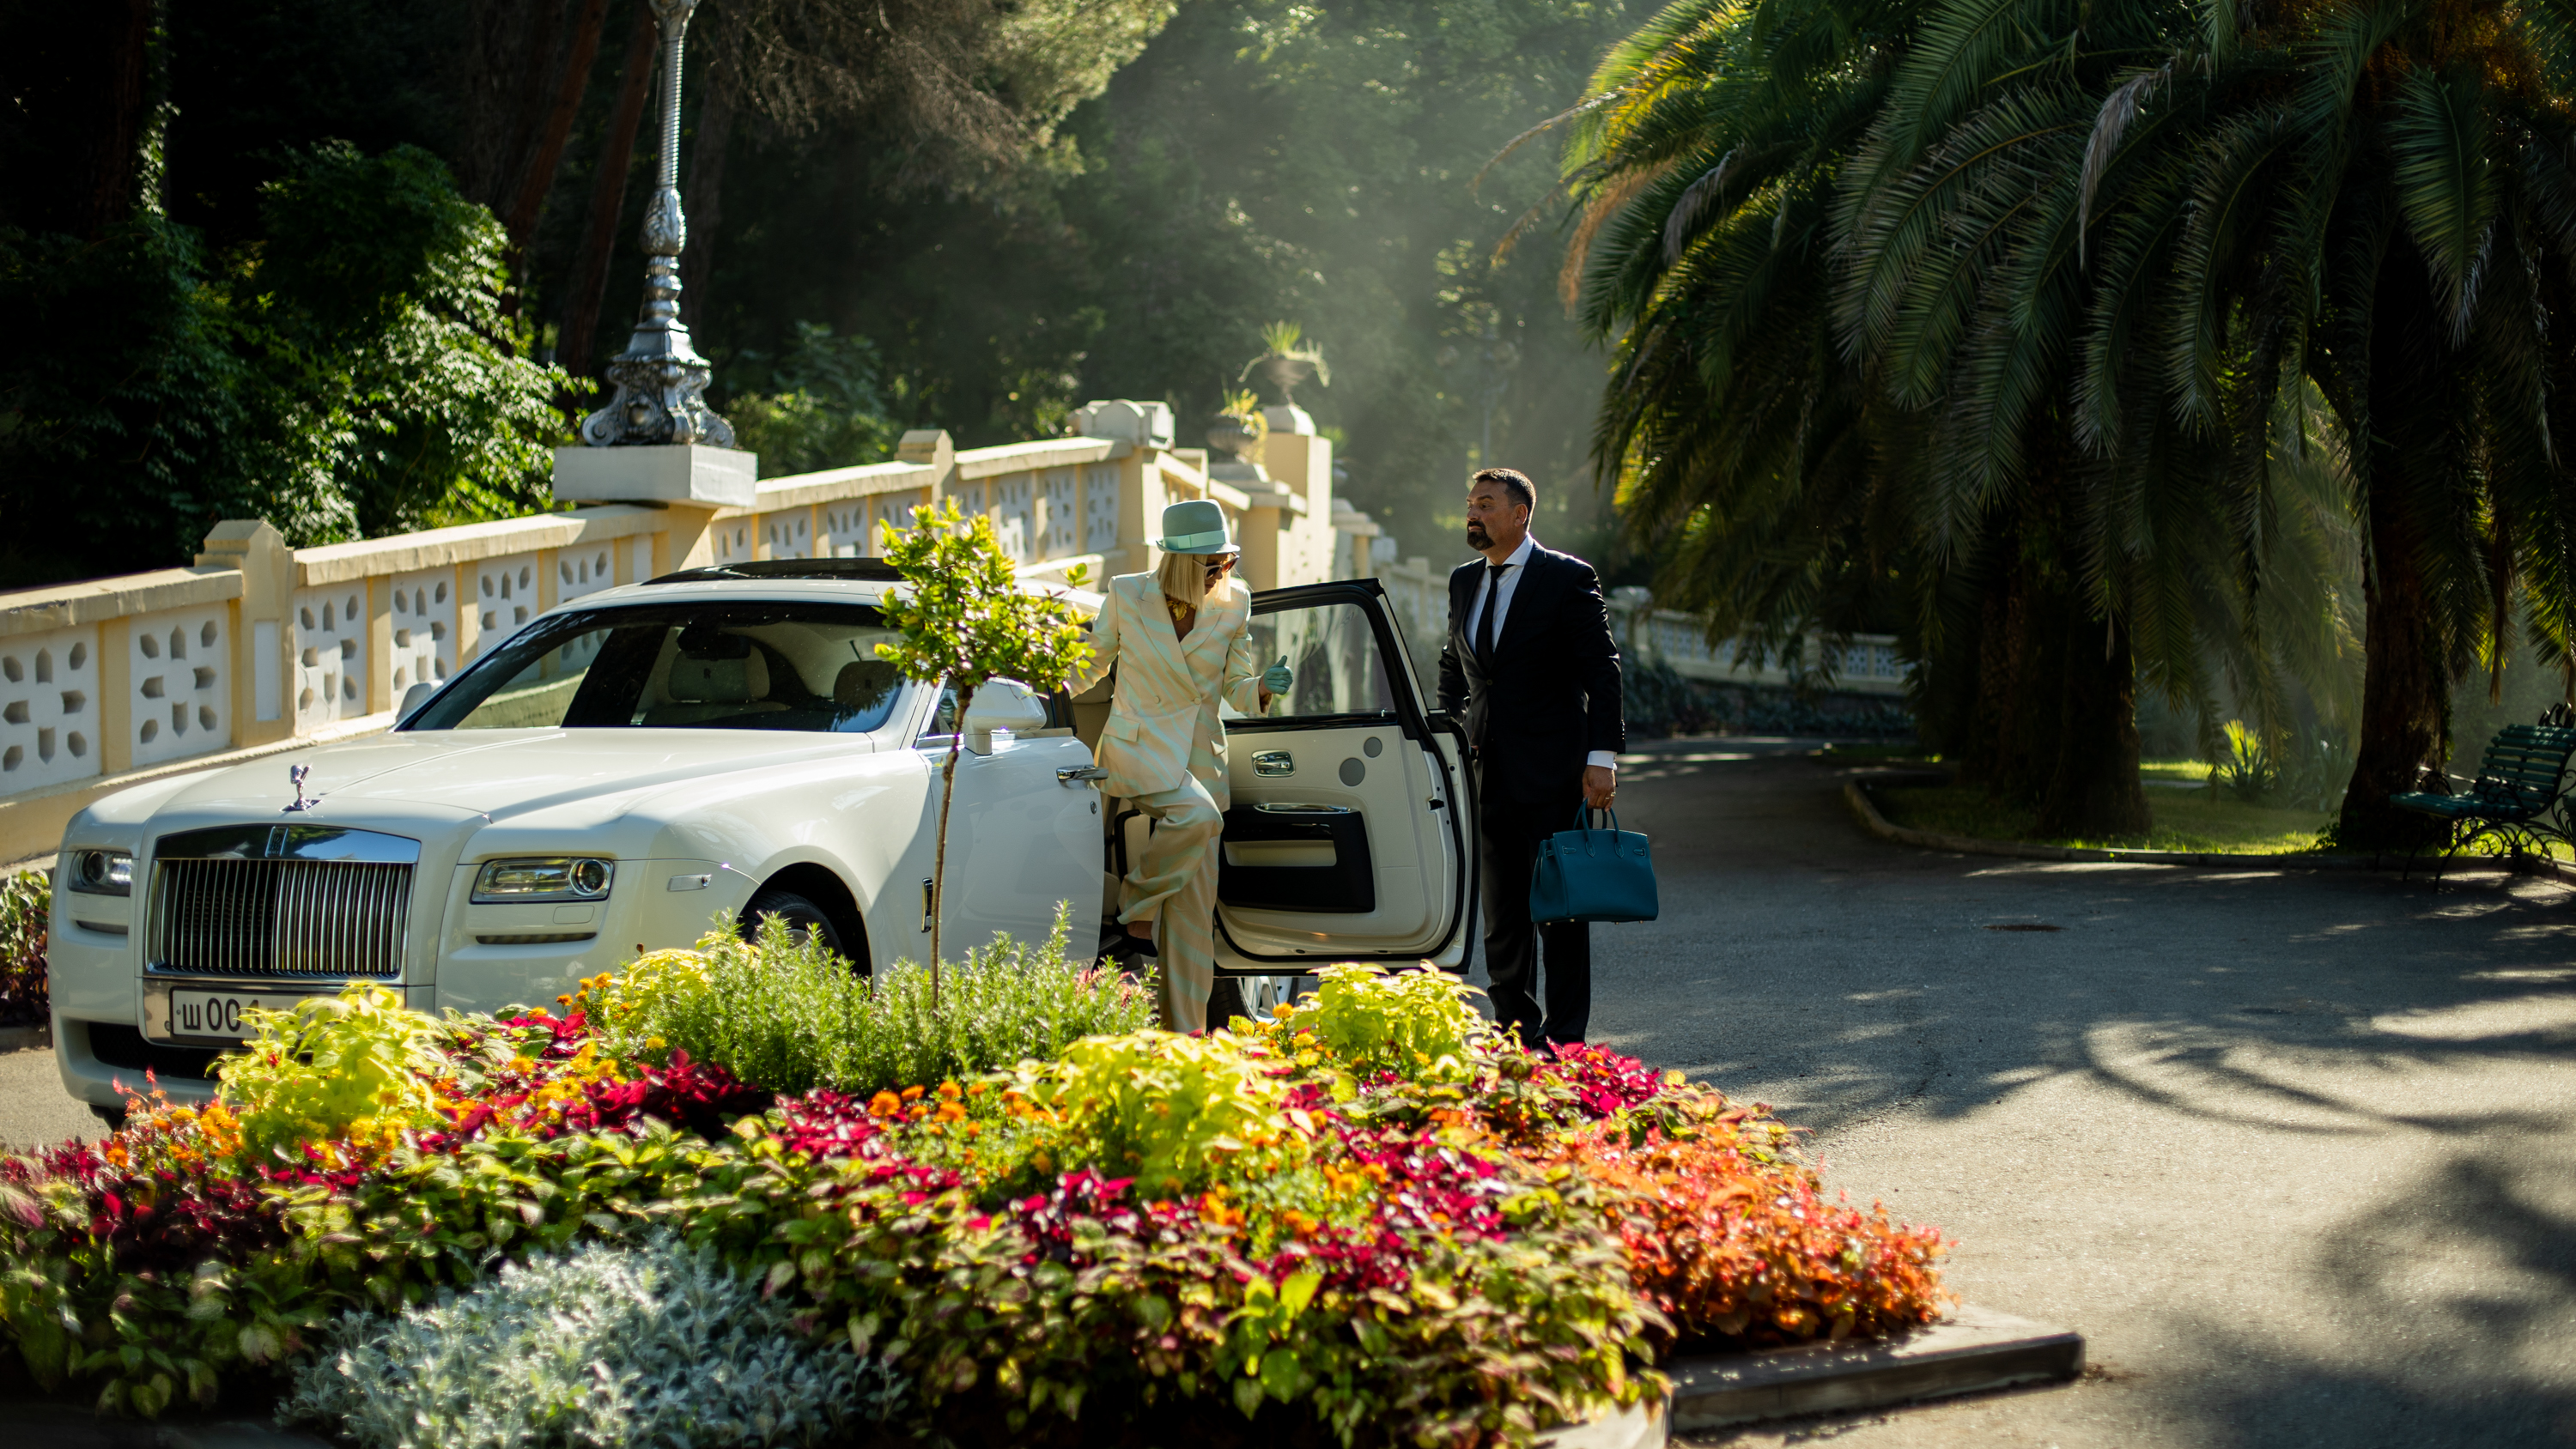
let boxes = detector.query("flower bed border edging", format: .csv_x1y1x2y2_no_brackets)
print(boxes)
0,1305,2074,1448
1844,775,2573,880
1664,1303,2084,1431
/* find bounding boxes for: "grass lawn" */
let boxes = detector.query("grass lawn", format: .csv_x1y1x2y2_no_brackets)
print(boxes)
1873,773,2336,854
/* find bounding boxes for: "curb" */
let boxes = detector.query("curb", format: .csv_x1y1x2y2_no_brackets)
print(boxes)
1843,776,2575,880
0,1309,2073,1449
1664,1304,2084,1432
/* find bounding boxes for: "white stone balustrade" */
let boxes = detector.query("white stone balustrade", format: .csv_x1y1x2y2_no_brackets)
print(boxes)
1369,555,1909,701
0,415,1381,863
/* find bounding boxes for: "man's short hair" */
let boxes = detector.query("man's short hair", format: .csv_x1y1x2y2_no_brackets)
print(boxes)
1472,467,1536,513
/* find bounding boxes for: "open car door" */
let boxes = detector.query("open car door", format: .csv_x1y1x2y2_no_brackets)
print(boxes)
1214,580,1477,970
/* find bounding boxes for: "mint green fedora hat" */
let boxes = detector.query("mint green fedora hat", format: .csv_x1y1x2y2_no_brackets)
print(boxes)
1153,498,1238,555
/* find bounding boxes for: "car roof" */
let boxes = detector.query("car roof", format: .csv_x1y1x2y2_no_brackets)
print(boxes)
547,560,1101,615
647,559,904,586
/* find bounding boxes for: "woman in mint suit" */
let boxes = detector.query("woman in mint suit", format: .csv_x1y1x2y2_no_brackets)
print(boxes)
1066,500,1291,1031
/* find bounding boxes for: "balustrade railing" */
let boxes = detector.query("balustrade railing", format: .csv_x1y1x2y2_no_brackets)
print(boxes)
0,419,1368,862
1368,556,1908,704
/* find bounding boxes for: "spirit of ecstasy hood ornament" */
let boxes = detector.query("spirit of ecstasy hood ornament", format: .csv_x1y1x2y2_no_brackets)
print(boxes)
282,763,319,814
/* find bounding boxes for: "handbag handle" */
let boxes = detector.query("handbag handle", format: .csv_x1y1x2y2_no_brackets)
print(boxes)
1571,803,1620,834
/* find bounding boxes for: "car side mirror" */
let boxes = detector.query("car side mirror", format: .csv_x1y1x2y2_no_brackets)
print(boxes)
961,679,1048,755
398,680,438,724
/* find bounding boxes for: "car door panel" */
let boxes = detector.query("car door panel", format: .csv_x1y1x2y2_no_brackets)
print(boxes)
1215,583,1476,968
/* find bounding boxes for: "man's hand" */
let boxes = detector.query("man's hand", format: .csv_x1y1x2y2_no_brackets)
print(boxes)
1583,763,1617,810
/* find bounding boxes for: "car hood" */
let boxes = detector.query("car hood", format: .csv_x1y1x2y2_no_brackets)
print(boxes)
160,729,879,823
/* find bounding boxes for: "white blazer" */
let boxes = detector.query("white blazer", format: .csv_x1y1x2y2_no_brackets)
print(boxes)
1068,572,1267,804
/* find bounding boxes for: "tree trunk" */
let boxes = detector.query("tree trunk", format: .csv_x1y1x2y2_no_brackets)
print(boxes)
503,0,612,253
557,5,659,384
9,0,155,236
82,0,153,236
677,58,738,332
1960,543,2069,808
2034,611,2151,838
929,682,975,1003
2336,259,2455,851
2339,476,2452,846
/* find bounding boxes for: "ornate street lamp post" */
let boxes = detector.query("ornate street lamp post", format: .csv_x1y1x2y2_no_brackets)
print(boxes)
580,0,735,449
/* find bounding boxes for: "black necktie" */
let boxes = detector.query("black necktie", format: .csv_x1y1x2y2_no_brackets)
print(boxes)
1474,562,1510,661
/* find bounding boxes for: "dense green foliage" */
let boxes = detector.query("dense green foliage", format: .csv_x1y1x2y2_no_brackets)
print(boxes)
699,0,1647,556
0,143,565,585
574,911,1155,1096
1564,0,2576,843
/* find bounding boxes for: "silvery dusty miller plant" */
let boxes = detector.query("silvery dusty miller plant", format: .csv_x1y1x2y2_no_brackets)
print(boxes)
283,1234,906,1449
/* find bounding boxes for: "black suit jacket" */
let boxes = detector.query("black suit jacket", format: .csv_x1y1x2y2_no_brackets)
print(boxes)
1436,543,1625,806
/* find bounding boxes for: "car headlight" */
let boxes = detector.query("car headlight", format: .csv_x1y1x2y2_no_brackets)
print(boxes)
67,850,132,896
472,857,615,903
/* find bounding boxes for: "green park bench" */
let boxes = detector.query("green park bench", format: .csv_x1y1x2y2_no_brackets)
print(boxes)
2389,718,2576,882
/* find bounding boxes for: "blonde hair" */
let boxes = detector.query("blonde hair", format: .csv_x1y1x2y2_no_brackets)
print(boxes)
1155,549,1222,606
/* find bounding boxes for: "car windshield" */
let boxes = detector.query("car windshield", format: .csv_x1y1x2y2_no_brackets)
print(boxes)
404,602,908,733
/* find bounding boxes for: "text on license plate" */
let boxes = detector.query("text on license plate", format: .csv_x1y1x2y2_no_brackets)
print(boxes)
168,989,289,1042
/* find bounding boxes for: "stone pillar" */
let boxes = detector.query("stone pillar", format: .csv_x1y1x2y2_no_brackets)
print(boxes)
196,521,295,746
898,429,955,509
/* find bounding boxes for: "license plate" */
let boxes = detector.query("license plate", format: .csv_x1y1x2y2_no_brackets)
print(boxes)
155,986,301,1044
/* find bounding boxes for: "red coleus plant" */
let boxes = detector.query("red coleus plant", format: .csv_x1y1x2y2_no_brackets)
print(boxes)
1554,1119,1950,1349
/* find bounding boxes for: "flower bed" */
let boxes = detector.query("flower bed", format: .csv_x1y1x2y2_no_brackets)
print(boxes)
0,870,46,1029
0,923,1947,1446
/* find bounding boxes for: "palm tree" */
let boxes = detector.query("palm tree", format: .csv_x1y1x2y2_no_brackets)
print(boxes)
1562,0,2202,832
2065,0,2576,846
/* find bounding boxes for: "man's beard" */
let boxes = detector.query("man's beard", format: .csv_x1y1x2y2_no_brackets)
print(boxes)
1465,520,1491,550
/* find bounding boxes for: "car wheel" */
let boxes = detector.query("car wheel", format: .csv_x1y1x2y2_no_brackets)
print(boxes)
90,1104,125,1133
742,888,849,961
1207,975,1262,1029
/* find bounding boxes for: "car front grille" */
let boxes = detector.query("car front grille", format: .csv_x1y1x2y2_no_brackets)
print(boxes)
146,824,420,979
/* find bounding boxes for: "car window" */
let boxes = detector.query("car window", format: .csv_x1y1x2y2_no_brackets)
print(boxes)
1225,600,1405,721
407,602,909,733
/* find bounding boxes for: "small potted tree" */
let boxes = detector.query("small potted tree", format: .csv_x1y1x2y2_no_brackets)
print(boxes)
875,500,1094,996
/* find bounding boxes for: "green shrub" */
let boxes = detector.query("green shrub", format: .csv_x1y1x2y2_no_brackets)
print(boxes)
216,984,449,1160
1018,1029,1296,1194
1285,965,1491,1083
283,1234,903,1449
0,870,46,1028
580,906,1153,1095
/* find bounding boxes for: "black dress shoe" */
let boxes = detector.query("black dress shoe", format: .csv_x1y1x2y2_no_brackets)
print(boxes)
1102,931,1159,967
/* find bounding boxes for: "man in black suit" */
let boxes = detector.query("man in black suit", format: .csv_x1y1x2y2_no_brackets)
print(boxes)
1437,467,1623,1046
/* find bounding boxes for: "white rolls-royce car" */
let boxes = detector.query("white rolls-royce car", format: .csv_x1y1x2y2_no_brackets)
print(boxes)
49,561,1477,1118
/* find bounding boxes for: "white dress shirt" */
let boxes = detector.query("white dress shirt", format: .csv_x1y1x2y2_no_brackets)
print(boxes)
1470,534,1619,773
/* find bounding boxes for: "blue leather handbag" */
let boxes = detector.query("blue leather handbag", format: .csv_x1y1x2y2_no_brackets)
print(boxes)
1528,806,1659,924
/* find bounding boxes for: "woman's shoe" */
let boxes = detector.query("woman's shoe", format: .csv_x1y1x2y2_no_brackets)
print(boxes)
1101,929,1159,968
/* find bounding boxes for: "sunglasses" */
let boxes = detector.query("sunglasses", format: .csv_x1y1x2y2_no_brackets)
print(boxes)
1203,556,1238,576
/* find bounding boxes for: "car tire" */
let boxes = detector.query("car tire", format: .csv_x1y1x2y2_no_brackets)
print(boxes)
1206,975,1251,1029
90,1103,125,1133
742,888,849,962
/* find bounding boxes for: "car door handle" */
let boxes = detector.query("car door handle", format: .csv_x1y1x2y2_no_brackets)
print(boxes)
1057,765,1109,785
1254,750,1294,777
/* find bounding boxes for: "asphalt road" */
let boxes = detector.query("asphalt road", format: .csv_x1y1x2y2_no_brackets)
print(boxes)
4,742,2571,1446
1518,738,2576,1449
